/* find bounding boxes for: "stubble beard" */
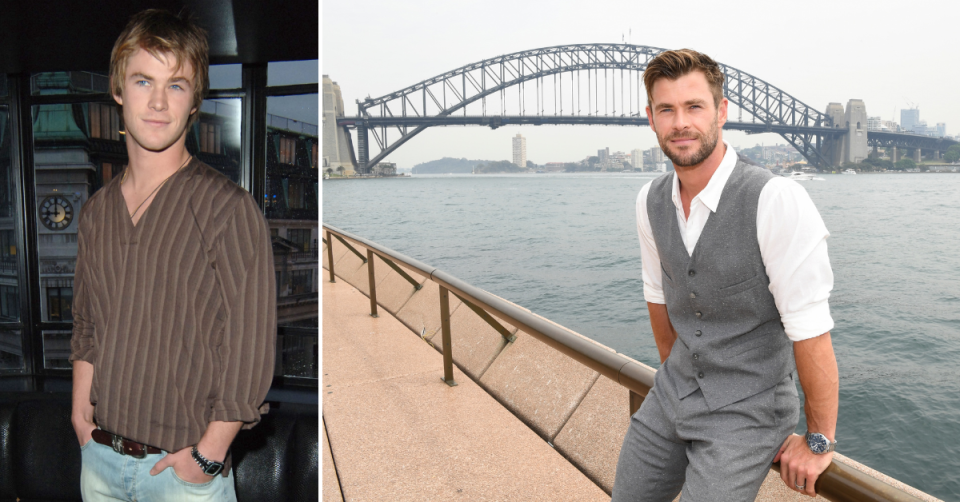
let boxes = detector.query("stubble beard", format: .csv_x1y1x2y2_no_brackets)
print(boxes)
656,119,720,168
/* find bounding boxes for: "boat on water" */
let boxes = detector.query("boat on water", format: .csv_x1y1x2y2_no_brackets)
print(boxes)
784,171,815,181
843,169,857,175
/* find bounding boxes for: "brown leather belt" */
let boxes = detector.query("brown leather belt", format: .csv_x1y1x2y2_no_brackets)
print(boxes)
91,429,163,458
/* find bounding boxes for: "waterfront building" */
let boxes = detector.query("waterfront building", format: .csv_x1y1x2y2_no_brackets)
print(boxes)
512,134,527,169
631,149,642,169
372,162,397,176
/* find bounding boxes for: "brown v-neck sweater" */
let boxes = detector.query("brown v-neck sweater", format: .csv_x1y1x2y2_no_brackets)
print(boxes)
69,158,276,454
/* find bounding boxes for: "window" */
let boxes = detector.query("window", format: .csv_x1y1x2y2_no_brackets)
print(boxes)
288,229,311,252
200,122,222,154
290,269,312,295
1,230,15,260
279,136,296,164
89,103,120,140
0,286,18,321
47,287,73,322
311,143,318,169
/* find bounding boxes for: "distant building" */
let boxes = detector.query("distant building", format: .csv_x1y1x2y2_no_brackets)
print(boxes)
901,108,920,132
937,123,946,137
631,149,642,169
544,162,565,172
867,116,883,131
598,147,609,164
372,162,397,176
512,134,527,169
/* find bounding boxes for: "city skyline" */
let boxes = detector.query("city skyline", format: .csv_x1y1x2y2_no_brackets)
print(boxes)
323,0,960,169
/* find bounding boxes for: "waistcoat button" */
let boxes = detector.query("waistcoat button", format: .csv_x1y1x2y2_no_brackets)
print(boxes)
698,372,704,378
693,354,699,360
688,270,696,277
689,292,696,299
695,330,702,336
695,311,702,318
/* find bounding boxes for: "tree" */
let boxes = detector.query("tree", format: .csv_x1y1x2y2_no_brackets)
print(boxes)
894,158,915,171
336,166,345,176
944,145,960,163
324,168,333,176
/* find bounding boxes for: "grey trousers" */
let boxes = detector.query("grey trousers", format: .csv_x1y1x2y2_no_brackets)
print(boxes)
611,372,800,502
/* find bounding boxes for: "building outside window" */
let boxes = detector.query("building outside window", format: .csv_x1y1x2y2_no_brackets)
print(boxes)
46,287,73,322
89,102,120,140
287,228,311,252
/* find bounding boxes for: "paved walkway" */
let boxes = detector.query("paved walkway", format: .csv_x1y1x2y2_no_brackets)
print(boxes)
322,278,609,501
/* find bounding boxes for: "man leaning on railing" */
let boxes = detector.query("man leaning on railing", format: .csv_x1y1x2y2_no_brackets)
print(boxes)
612,49,839,501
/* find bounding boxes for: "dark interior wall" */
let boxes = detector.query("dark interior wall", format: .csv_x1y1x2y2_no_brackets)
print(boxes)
0,0,318,73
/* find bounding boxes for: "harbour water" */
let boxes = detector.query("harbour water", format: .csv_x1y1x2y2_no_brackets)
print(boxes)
323,171,960,499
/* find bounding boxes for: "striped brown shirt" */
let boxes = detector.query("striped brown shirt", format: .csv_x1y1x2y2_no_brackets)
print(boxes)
69,158,276,453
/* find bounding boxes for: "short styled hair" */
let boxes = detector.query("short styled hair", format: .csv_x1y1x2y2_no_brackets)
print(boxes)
110,9,210,123
643,49,725,108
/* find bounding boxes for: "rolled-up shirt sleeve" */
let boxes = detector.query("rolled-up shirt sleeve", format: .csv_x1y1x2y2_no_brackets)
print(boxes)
757,178,834,342
636,182,665,304
211,194,277,428
70,204,96,364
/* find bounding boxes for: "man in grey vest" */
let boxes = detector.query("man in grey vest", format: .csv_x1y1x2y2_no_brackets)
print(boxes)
612,49,839,501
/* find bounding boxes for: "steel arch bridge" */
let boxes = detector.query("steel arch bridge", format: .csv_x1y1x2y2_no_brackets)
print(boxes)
336,44,863,170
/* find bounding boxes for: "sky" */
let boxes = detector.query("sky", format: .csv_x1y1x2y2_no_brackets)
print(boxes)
322,0,960,169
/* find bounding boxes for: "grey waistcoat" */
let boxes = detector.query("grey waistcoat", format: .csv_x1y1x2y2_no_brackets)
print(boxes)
647,159,795,411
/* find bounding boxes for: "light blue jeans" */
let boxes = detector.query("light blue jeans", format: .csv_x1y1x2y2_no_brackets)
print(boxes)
80,438,238,502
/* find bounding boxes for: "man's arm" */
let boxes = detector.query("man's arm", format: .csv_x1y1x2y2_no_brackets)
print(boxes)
647,302,677,364
71,360,97,446
773,332,839,497
150,193,276,482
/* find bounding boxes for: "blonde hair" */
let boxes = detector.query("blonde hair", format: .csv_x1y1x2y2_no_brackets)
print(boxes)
110,9,209,126
643,49,725,108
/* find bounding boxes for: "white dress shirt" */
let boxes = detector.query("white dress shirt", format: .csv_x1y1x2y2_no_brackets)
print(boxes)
636,140,834,342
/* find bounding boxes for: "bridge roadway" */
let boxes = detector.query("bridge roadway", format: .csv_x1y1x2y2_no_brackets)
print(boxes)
338,115,848,137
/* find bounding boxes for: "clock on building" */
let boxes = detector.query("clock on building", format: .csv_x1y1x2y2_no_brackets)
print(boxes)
39,196,75,231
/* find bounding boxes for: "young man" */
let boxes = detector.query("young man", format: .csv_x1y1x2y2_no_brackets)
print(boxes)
69,10,275,501
612,49,839,501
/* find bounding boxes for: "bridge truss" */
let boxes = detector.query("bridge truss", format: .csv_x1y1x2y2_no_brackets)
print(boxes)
347,44,843,170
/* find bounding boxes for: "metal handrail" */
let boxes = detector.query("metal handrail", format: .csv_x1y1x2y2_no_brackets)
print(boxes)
323,223,926,502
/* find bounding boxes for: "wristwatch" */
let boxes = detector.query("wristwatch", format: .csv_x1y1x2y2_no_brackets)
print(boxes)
191,445,225,476
805,432,837,455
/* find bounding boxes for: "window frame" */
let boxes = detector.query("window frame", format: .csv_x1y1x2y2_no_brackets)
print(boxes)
0,67,319,390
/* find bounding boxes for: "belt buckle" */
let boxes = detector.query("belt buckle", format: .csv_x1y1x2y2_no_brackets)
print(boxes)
111,434,124,456
111,433,147,459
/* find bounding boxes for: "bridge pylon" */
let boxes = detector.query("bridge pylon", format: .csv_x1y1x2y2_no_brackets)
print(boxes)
322,75,358,175
821,100,868,168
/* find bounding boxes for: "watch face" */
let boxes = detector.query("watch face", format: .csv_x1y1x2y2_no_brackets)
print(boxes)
39,196,75,231
807,433,830,454
203,463,223,476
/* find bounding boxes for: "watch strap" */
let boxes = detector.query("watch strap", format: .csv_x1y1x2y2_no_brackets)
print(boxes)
191,445,225,476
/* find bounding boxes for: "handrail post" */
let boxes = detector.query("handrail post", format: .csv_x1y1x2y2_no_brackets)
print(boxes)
629,390,644,416
326,230,335,283
367,249,378,317
439,286,457,387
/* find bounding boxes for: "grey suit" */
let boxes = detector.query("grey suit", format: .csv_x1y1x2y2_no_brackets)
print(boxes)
612,161,801,501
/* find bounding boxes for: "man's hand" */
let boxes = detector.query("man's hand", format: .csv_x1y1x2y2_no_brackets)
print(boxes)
774,433,833,497
149,446,215,484
72,360,97,447
72,416,97,447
